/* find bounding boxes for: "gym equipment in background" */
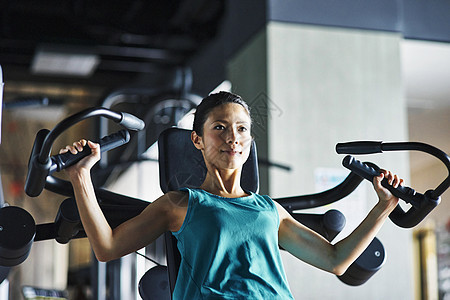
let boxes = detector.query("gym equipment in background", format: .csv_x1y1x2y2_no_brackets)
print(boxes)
0,106,448,299
336,141,449,228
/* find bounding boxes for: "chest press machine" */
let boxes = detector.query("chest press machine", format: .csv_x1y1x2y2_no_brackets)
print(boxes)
0,107,448,299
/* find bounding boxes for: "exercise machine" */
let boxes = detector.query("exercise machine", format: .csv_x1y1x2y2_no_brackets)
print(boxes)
0,106,448,299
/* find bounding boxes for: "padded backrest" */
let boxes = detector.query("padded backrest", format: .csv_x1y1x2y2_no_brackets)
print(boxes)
158,127,259,193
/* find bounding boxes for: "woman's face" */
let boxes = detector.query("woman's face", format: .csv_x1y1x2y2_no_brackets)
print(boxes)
193,103,252,171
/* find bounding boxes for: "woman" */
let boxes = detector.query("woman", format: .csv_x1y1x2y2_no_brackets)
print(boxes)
61,91,403,299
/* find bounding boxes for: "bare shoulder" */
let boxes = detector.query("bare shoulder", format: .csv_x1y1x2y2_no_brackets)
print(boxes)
139,190,188,216
155,190,189,232
273,200,293,222
159,190,189,208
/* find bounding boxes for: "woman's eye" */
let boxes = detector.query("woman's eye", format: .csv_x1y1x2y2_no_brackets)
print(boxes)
239,126,248,132
214,125,225,130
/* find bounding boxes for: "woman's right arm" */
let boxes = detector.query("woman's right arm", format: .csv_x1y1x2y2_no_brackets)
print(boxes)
61,139,187,262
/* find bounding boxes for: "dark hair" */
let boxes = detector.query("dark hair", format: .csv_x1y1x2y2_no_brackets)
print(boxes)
193,91,251,136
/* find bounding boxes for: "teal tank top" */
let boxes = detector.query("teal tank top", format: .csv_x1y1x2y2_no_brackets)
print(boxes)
172,188,294,299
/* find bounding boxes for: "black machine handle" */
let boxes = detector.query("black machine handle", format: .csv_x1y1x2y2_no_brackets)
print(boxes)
336,141,449,228
342,156,420,207
49,130,130,174
25,107,144,197
25,130,130,197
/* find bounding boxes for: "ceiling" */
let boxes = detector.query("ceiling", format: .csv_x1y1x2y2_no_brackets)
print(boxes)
0,0,225,89
2,1,449,105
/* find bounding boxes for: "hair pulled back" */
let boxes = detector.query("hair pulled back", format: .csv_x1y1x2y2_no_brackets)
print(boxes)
193,91,251,136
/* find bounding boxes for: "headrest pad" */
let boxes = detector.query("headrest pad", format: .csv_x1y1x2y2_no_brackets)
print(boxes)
158,127,259,193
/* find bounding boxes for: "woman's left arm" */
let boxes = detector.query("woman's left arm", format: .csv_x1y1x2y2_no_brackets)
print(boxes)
277,169,402,276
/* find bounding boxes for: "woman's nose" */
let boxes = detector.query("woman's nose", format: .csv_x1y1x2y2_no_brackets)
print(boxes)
226,129,238,144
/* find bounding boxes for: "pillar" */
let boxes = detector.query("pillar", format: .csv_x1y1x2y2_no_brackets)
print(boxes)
228,22,413,300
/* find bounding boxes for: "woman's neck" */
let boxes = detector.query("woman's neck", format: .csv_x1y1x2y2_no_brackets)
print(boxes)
200,168,248,198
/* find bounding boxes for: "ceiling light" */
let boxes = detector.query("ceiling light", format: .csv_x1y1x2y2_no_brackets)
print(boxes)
31,46,100,77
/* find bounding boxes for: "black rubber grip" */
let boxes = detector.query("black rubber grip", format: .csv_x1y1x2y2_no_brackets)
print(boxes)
336,141,383,155
50,130,130,174
342,155,379,181
342,155,417,204
97,129,130,152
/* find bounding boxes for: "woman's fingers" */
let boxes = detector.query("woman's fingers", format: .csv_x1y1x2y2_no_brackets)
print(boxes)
59,139,88,154
392,174,400,188
87,141,101,157
376,169,405,188
73,139,87,151
373,168,404,203
375,169,387,184
62,145,77,155
87,140,99,150
380,170,394,185
391,175,404,189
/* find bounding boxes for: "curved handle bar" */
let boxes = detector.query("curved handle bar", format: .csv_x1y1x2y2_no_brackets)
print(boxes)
336,141,450,199
342,156,420,206
24,107,144,197
341,154,440,228
25,130,130,197
337,140,449,228
38,107,144,164
49,130,130,174
274,171,364,211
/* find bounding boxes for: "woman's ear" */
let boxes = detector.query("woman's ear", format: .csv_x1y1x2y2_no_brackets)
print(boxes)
191,131,203,150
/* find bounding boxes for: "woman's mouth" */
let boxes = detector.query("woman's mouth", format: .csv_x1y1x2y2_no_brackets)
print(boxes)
221,150,241,156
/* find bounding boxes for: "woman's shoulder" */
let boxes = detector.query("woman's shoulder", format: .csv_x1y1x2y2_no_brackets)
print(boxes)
153,190,189,232
161,190,189,207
